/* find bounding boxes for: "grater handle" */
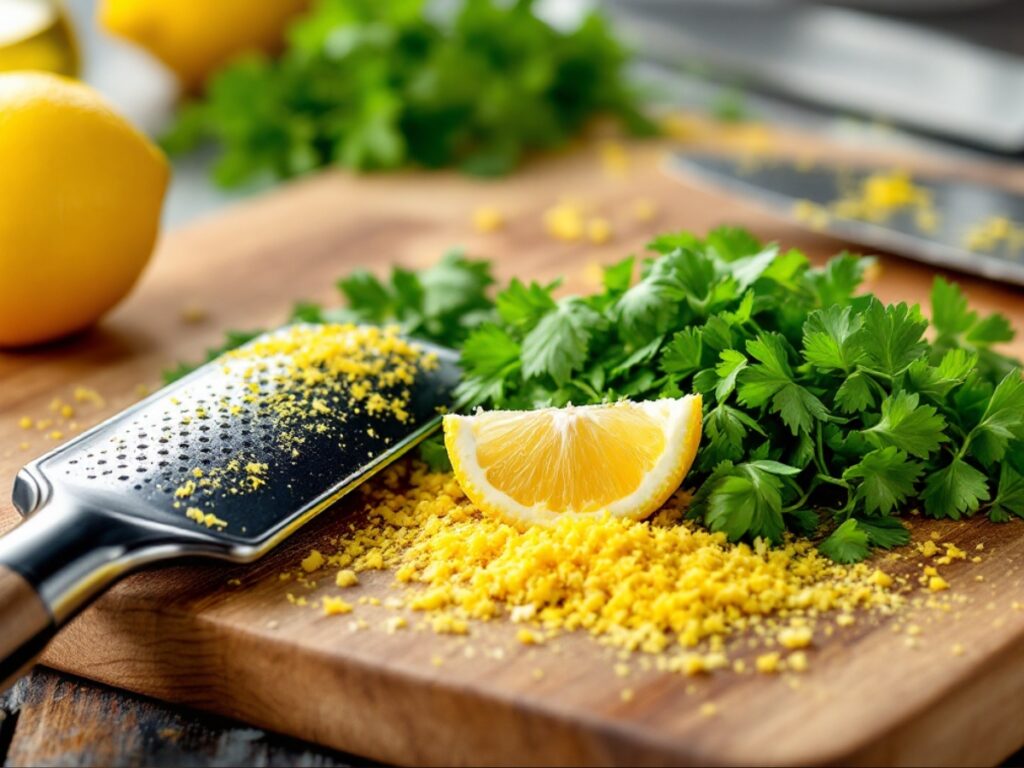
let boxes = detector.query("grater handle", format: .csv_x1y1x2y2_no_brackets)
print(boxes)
0,499,198,691
0,565,53,691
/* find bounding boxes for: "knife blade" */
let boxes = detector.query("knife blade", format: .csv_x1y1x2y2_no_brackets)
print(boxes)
668,151,1024,285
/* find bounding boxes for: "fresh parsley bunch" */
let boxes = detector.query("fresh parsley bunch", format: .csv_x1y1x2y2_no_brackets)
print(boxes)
171,228,1024,562
446,227,1024,561
162,0,653,185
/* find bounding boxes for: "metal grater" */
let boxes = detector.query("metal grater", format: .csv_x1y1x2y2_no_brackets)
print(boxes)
0,325,460,689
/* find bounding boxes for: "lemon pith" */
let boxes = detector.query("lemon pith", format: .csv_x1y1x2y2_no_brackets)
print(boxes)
444,395,702,526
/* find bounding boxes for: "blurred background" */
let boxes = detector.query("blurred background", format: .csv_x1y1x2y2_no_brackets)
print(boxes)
610,0,1024,153
5,0,1023,227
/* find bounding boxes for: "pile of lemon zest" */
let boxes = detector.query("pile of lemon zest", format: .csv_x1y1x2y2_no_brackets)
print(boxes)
335,569,359,588
73,386,105,406
586,217,613,245
631,198,657,222
308,462,902,653
516,628,541,645
473,206,505,233
871,569,893,588
792,200,830,231
322,596,354,616
301,550,325,573
599,140,629,177
185,507,227,529
917,540,939,558
755,652,781,674
777,626,813,650
787,651,809,673
964,216,1024,253
175,481,196,499
544,200,586,242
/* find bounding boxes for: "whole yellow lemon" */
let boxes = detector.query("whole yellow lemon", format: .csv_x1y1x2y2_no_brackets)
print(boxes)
100,0,309,92
0,72,169,348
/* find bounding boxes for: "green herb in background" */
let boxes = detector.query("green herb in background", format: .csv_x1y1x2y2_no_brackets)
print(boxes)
170,227,1024,561
162,0,654,185
710,87,751,123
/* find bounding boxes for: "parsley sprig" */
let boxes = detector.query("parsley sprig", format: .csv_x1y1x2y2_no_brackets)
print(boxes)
162,0,653,185
171,227,1024,562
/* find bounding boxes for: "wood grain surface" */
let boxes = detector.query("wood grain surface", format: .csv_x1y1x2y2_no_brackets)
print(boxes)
0,669,367,767
1,130,1024,766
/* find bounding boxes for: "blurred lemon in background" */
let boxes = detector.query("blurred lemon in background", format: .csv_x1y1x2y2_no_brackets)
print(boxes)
0,72,169,347
99,0,309,92
0,0,78,75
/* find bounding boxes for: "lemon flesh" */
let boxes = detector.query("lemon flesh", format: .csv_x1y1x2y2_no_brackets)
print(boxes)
444,395,703,526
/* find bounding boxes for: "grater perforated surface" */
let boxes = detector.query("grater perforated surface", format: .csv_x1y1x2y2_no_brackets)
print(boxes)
15,325,460,550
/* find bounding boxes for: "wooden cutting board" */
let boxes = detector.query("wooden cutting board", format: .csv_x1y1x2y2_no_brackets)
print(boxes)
2,131,1024,767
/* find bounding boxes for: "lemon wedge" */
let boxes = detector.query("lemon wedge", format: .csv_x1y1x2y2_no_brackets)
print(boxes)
443,395,702,526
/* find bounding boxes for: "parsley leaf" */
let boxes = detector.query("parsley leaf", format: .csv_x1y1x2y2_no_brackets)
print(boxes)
660,328,703,378
714,349,747,401
844,447,922,515
738,333,829,435
819,519,870,564
805,253,870,307
460,324,521,379
966,370,1024,466
990,463,1024,522
801,305,865,372
834,371,876,414
859,299,928,376
930,276,977,337
856,516,911,549
496,278,558,330
702,462,788,543
922,459,991,519
863,391,947,459
335,251,494,345
522,299,602,385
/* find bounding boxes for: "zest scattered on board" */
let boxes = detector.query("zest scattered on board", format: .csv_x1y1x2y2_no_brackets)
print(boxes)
175,226,1024,564
15,224,1024,680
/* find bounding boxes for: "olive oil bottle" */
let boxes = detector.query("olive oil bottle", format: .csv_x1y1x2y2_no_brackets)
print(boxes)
0,0,77,76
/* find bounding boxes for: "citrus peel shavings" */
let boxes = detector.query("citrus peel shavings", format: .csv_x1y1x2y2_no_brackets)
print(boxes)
297,461,904,664
169,324,436,529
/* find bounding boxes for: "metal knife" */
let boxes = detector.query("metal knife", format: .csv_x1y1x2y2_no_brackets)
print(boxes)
669,151,1024,285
